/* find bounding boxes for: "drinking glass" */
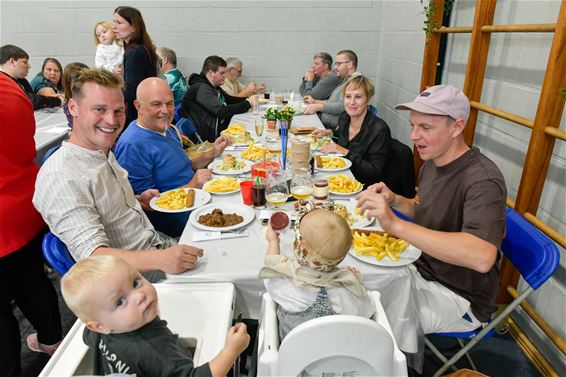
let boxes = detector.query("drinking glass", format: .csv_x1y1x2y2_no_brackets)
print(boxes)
290,168,313,200
265,170,289,208
254,118,264,138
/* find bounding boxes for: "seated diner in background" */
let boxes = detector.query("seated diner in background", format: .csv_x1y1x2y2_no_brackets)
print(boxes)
181,55,258,142
356,85,507,334
303,49,360,130
312,75,392,187
62,62,89,127
115,77,231,238
221,57,265,97
30,57,64,97
32,68,203,282
0,44,62,110
299,51,341,100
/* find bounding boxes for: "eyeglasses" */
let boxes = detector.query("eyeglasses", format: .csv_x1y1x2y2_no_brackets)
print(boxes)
334,60,351,67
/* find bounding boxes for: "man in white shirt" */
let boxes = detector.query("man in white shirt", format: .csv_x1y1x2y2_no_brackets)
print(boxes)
33,68,203,280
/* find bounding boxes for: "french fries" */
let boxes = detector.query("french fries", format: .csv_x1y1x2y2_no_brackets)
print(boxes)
320,156,347,169
204,177,240,193
328,174,363,193
352,230,409,261
155,189,192,210
241,142,287,161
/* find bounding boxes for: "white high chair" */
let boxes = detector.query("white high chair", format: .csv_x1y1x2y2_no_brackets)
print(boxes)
257,291,408,376
39,282,235,376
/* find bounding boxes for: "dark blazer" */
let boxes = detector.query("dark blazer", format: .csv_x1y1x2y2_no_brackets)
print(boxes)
337,111,392,187
123,45,157,126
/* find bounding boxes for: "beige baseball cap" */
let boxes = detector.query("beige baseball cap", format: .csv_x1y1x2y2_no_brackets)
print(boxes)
395,84,470,123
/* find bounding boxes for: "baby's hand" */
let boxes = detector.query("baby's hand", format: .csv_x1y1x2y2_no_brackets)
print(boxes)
347,266,360,274
265,226,280,242
225,323,250,356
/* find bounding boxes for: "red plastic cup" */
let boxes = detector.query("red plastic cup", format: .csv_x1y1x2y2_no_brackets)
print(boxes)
240,181,253,205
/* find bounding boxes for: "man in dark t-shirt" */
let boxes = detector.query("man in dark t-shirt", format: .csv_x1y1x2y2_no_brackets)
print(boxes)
356,85,506,334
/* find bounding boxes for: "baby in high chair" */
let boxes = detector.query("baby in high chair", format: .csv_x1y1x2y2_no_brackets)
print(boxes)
260,203,375,340
61,255,249,376
93,21,123,74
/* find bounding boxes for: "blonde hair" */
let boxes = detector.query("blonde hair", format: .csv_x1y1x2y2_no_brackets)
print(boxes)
93,21,115,46
71,68,123,102
300,209,353,260
342,75,375,99
61,255,126,322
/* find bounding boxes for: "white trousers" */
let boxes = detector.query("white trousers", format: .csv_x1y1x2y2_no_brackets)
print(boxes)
412,268,484,334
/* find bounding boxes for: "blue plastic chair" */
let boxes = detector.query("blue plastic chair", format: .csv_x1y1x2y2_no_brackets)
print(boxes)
41,232,75,275
174,103,183,123
368,104,378,116
176,117,199,140
426,207,560,376
40,144,62,165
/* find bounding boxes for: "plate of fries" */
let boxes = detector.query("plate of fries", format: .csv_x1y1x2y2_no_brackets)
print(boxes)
333,200,373,228
209,154,252,175
315,156,352,172
150,188,211,213
241,143,287,162
328,174,364,195
349,227,421,267
203,177,241,195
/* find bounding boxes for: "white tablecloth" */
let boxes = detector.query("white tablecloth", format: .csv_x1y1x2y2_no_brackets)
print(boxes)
164,109,422,356
34,108,70,162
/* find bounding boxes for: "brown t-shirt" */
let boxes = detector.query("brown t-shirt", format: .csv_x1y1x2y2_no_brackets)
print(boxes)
414,147,506,322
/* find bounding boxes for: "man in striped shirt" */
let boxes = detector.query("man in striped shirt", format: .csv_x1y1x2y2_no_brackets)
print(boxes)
33,68,202,281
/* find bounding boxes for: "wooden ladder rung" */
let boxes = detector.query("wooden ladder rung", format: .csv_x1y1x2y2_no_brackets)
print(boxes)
544,127,566,141
470,101,534,129
524,212,566,248
434,23,556,34
433,26,473,33
481,23,556,33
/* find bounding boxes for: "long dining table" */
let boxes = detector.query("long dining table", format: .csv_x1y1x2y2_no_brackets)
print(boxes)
34,108,70,163
164,106,423,360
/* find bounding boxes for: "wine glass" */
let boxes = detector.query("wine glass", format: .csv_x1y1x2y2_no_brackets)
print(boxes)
290,168,313,200
254,118,264,138
265,170,289,208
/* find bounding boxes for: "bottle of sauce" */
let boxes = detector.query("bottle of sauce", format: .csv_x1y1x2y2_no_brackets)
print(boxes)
313,179,329,200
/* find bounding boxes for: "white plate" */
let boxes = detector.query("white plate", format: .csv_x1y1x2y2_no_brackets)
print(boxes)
203,179,241,195
210,159,252,175
349,227,422,267
313,151,346,157
315,156,352,172
189,203,256,232
149,188,211,213
333,200,373,228
233,140,253,147
329,185,363,196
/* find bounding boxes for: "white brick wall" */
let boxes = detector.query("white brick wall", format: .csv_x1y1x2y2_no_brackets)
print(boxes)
0,0,382,94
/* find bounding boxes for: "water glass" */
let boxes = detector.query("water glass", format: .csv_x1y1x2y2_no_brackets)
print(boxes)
290,168,313,200
265,170,289,208
254,118,264,137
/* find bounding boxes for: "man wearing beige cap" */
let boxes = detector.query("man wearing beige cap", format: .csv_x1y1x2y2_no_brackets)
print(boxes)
357,84,506,334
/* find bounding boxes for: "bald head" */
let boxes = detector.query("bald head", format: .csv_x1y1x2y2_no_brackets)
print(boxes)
134,77,175,133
